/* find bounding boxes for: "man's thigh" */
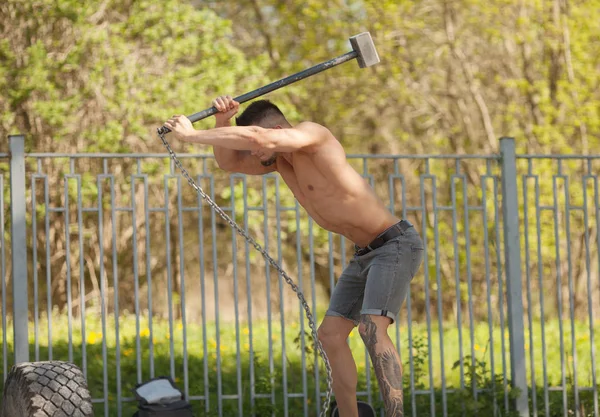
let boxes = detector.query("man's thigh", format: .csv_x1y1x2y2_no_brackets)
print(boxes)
325,259,365,326
361,232,424,323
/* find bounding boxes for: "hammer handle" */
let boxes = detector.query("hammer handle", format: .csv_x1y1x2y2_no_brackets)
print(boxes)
158,50,357,135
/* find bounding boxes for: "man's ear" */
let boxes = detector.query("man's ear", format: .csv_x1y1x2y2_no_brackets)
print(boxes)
274,125,282,129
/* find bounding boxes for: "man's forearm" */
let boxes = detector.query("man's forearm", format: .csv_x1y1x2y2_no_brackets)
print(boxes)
182,124,264,151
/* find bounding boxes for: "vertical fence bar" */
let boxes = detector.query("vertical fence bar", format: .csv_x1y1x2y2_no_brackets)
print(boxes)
262,175,276,414
295,201,308,417
534,173,550,416
164,175,175,380
76,175,87,377
176,176,190,400
432,174,448,417
44,175,52,361
229,175,242,416
564,175,580,413
131,174,142,385
196,174,210,413
482,164,498,416
98,174,109,417
209,175,223,417
552,167,569,416
494,172,510,411
31,174,39,361
308,217,320,415
1,174,7,378
275,177,288,417
522,164,538,416
459,160,477,403
243,178,255,416
596,165,600,417
450,166,465,413
109,174,123,417
499,137,529,416
64,174,74,362
144,175,155,379
419,169,436,417
583,168,599,416
9,135,29,364
590,166,600,416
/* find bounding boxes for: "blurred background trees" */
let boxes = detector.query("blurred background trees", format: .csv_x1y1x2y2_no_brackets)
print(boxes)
0,0,598,323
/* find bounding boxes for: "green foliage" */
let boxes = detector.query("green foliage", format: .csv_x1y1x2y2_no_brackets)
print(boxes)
2,314,597,416
448,348,521,417
5,0,597,155
0,0,267,154
209,0,600,155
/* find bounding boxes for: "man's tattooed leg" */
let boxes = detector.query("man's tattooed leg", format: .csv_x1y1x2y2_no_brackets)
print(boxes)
360,315,404,416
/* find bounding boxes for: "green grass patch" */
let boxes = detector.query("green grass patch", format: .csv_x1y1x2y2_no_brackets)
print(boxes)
1,313,599,416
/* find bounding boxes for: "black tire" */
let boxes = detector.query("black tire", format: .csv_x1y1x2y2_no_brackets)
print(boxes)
1,361,94,417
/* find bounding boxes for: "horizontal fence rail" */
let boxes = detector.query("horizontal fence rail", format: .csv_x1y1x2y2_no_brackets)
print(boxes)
0,136,599,417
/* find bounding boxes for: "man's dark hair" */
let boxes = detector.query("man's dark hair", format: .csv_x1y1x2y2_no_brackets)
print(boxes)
236,100,287,126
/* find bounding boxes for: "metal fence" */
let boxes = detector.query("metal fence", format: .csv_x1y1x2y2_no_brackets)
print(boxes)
1,135,599,417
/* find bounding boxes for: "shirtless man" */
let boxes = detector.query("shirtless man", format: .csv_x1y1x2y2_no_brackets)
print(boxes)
163,96,424,417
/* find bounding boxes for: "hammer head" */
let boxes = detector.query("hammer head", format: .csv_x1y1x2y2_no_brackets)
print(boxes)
349,32,380,68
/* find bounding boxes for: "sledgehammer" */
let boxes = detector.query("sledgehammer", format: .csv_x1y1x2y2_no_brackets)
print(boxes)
158,32,380,135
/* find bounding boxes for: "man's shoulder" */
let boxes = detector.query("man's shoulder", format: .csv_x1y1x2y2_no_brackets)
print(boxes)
293,121,338,145
293,121,327,133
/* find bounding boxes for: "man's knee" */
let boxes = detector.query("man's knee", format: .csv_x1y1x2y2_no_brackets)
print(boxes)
358,314,391,347
317,317,354,350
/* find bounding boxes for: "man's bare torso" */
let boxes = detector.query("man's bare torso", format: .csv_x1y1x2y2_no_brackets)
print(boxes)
274,134,399,247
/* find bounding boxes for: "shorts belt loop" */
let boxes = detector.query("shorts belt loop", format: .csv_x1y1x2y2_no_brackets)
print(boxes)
381,310,388,317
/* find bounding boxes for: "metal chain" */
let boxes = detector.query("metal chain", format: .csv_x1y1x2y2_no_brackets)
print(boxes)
157,129,333,417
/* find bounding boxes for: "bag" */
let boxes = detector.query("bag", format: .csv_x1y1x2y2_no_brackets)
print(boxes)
132,376,194,417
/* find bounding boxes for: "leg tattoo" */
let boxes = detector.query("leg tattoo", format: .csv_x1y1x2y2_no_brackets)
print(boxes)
361,315,404,416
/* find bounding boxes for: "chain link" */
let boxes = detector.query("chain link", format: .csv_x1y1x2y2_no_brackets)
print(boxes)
157,129,333,417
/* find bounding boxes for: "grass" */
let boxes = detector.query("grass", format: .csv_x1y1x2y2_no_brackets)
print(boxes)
1,312,599,416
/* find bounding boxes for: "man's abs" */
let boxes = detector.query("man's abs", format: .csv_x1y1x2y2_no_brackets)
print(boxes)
301,187,399,246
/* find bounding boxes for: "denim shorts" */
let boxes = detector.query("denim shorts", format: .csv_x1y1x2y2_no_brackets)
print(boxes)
325,224,424,325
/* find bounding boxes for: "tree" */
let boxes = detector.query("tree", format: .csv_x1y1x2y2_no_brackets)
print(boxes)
0,0,266,318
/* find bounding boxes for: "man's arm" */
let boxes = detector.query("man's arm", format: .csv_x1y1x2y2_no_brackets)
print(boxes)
210,96,277,175
210,105,254,171
164,116,329,153
210,95,243,169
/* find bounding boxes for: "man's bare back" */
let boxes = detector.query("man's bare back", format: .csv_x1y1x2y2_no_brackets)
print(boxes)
274,127,399,247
